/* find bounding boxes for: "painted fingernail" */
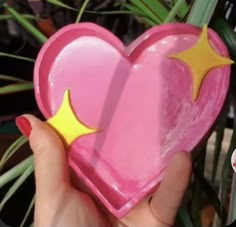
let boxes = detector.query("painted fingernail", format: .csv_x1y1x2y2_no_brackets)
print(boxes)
15,116,32,138
231,149,236,172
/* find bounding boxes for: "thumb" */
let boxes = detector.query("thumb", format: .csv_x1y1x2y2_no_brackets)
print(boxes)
150,152,192,226
16,114,70,199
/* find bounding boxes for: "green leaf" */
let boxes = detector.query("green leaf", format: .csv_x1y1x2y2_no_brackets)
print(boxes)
211,100,229,184
187,0,218,26
46,0,78,11
3,3,47,44
0,136,27,171
121,2,145,15
0,163,34,211
191,145,207,227
75,0,90,23
176,205,193,227
142,17,157,27
0,74,28,82
212,18,236,61
0,82,33,94
164,0,187,23
128,0,163,24
20,195,35,227
173,0,189,18
0,14,37,21
140,0,170,21
0,52,35,62
121,2,156,25
85,9,143,16
191,181,202,227
0,156,33,188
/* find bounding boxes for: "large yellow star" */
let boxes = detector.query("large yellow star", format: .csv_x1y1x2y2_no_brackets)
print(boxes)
47,89,98,145
169,25,234,100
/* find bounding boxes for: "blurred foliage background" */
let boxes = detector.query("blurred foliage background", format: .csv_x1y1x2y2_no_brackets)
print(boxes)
0,0,236,226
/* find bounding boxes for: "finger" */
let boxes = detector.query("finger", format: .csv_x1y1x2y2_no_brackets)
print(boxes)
150,152,192,226
16,114,70,199
122,152,191,227
121,197,167,227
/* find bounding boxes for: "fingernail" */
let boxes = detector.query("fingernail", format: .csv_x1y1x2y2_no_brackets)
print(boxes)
15,116,32,138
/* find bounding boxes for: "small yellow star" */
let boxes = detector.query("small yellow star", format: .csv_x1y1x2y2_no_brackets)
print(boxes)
47,89,98,145
169,25,234,100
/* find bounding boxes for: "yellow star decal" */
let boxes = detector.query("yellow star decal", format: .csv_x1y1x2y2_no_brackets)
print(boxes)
169,25,234,100
47,89,98,145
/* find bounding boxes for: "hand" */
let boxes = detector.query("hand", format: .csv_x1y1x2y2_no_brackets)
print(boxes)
16,114,192,227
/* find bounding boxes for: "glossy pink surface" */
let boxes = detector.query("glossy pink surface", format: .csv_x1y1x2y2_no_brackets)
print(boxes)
34,23,231,218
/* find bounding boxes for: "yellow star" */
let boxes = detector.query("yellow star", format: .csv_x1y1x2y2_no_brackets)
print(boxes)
169,25,234,100
47,89,98,145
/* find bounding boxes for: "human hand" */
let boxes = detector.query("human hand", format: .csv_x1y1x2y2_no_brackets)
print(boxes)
16,114,192,227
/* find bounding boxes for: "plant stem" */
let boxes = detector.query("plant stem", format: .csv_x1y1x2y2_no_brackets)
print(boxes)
187,0,218,26
164,0,185,23
0,156,33,188
46,0,78,11
0,162,34,211
0,52,35,62
76,0,90,23
84,10,141,15
0,136,27,171
0,14,38,21
0,82,34,94
0,74,28,82
20,195,35,227
3,3,47,44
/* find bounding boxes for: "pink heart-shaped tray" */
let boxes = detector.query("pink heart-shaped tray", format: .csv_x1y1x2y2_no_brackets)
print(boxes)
34,22,231,218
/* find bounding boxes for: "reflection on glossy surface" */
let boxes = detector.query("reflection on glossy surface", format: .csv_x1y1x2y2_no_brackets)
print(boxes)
34,23,231,218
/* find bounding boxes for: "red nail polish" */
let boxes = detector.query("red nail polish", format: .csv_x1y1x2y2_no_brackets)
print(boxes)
15,116,32,138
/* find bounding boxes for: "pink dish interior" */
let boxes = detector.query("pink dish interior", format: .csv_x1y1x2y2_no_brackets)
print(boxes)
34,23,230,218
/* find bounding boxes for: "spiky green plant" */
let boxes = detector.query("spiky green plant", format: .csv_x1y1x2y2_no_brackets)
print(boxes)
0,1,236,226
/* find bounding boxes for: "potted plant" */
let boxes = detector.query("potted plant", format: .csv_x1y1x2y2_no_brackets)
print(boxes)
0,0,236,226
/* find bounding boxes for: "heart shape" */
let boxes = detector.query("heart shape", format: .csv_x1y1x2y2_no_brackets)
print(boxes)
34,23,231,218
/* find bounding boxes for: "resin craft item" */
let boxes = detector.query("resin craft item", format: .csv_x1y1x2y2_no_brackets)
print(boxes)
34,23,233,218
